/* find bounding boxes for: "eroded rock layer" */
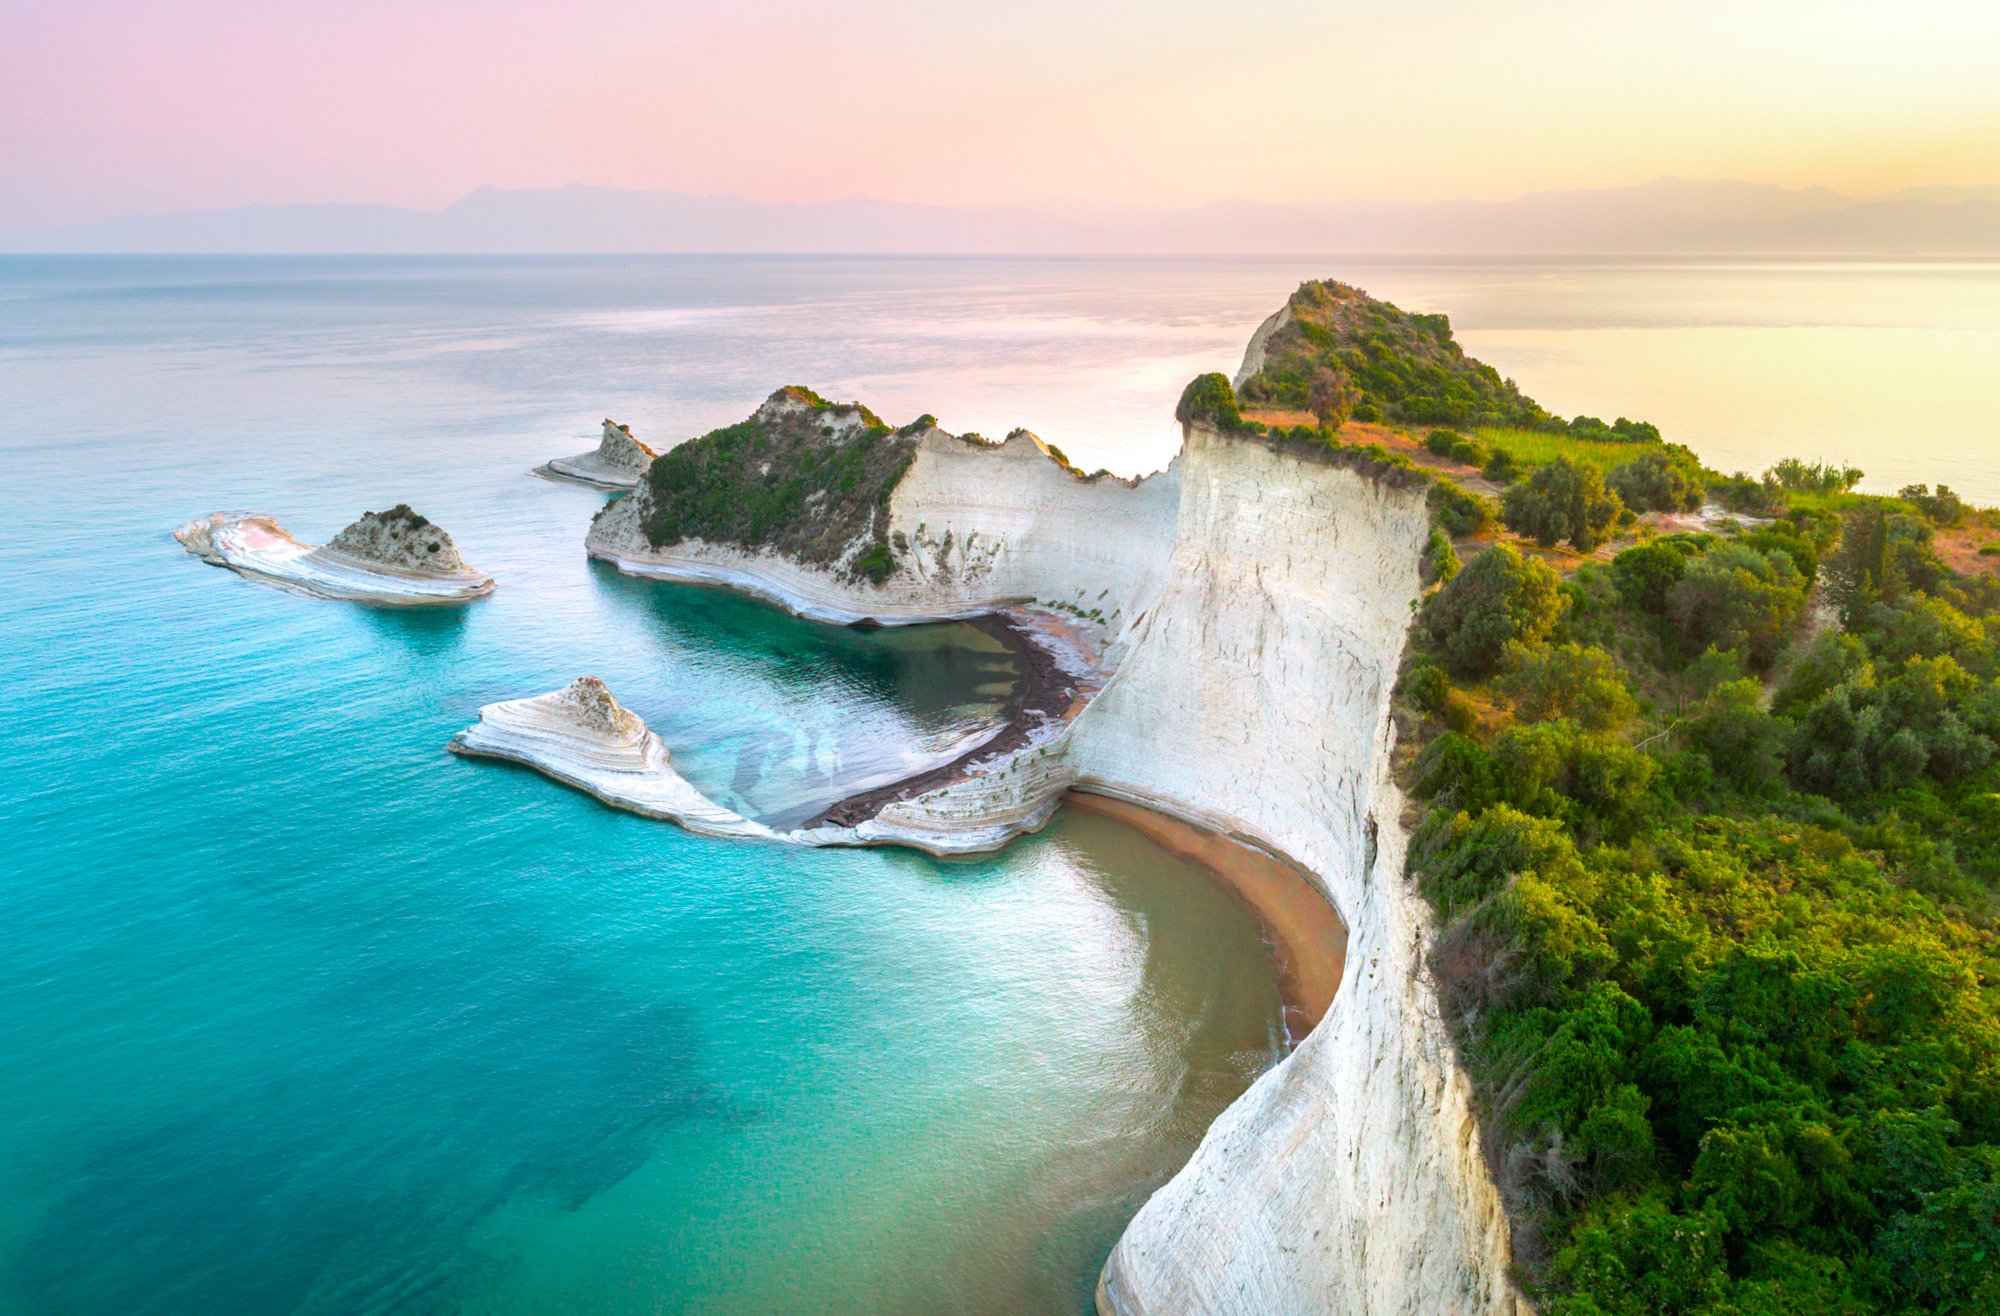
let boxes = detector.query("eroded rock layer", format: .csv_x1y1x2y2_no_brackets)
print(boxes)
539,420,660,489
449,677,771,839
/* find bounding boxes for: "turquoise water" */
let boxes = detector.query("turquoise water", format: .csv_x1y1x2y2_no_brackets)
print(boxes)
0,257,1296,1314
5,254,1994,1313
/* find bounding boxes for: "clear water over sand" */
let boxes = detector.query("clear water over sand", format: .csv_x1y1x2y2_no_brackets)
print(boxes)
2,254,1991,1313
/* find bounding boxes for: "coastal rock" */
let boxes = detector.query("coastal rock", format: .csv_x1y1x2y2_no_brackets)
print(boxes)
589,424,1179,662
174,508,494,604
581,398,1522,1311
449,677,771,839
538,419,660,489
320,504,472,574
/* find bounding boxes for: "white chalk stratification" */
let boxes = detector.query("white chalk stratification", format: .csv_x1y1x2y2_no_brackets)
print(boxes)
174,510,494,605
536,419,659,490
449,677,772,840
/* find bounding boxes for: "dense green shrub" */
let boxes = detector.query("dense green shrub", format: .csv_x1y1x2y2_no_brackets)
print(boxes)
1498,642,1638,731
1429,477,1497,537
1424,526,1462,584
1665,542,1809,667
1900,482,1968,525
1503,457,1625,552
1423,543,1569,676
1610,540,1691,614
1175,372,1258,433
1607,447,1705,513
1402,489,2000,1313
1767,457,1864,493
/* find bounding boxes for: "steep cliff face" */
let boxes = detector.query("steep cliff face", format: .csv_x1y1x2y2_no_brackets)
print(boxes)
584,401,1521,1310
540,420,661,489
590,425,1178,651
1078,427,1521,1316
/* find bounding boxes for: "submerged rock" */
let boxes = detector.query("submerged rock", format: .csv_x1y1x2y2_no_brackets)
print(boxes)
537,419,659,490
174,507,494,604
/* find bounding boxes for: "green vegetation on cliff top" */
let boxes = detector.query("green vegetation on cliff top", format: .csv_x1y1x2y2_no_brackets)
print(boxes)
1402,473,2000,1313
1184,282,2000,1314
628,388,915,583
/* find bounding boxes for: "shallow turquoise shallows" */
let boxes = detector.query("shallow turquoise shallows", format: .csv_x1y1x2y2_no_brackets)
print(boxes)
0,256,1299,1316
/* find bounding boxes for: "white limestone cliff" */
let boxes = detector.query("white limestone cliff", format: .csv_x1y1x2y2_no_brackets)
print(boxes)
449,677,772,839
174,508,494,605
577,405,1522,1311
538,419,660,489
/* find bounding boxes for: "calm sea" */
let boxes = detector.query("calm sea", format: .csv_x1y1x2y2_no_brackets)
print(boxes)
1,255,1993,1314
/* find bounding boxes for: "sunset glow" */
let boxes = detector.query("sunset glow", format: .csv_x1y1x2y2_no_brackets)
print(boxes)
3,0,1995,228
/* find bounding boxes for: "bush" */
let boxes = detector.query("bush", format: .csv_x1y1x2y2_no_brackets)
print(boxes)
1429,477,1497,537
1498,642,1638,731
1309,366,1359,429
1611,541,1691,614
1899,483,1968,526
1353,401,1383,423
1666,542,1809,668
1484,448,1520,484
1403,660,1451,713
1427,428,1463,456
1608,448,1705,513
1492,718,1657,829
1766,457,1864,493
1503,457,1626,552
1424,543,1570,676
1175,372,1254,432
1424,526,1462,584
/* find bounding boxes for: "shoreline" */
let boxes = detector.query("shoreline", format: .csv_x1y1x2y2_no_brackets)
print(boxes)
1064,790,1347,1043
806,609,1091,828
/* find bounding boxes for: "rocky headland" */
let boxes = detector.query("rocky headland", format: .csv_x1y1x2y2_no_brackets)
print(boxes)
533,303,1526,1312
175,504,494,604
537,419,660,489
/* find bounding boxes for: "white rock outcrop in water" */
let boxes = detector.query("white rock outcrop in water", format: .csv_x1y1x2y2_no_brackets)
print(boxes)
174,506,494,605
580,402,1522,1311
449,677,772,839
538,419,660,489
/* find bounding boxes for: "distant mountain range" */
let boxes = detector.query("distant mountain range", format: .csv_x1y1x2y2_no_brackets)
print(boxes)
6,178,1999,255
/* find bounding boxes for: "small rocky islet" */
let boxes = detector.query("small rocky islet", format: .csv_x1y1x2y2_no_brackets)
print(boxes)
175,503,494,604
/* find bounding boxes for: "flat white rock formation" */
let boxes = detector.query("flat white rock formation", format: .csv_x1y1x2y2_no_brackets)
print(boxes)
174,507,494,605
449,677,772,839
582,406,1523,1311
538,419,659,489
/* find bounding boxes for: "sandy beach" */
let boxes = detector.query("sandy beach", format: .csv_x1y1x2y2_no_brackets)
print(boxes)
1064,791,1347,1041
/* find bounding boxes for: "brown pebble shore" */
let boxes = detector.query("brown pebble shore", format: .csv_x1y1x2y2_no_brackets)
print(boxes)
807,610,1085,829
1066,790,1348,1043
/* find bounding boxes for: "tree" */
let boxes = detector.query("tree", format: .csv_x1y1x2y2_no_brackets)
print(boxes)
1611,541,1690,614
1423,543,1570,676
1308,365,1360,430
1503,457,1625,552
1608,448,1705,513
1499,642,1638,731
1666,543,1809,668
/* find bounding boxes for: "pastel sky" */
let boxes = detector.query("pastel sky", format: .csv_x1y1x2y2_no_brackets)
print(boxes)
3,0,1996,228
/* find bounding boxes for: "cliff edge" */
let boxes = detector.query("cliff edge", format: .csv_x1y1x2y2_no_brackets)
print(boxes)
575,331,1523,1310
